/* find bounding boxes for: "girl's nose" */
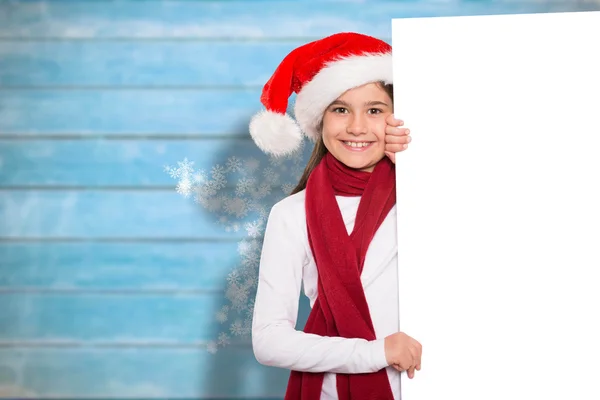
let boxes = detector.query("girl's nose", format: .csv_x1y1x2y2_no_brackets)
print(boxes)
346,114,368,135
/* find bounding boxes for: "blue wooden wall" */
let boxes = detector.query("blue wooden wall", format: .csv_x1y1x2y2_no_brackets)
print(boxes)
1,1,598,398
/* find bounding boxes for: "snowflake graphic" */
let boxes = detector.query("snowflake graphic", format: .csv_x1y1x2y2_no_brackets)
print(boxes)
216,305,229,323
218,332,230,346
165,141,308,353
226,156,243,172
230,320,247,336
237,241,252,256
164,158,196,198
206,341,218,354
164,158,194,180
236,177,255,196
244,220,264,238
175,178,194,198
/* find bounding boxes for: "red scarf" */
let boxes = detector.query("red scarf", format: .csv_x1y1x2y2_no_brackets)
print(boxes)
285,152,397,400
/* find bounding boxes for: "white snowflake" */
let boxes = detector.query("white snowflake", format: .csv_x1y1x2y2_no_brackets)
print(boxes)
281,183,295,194
216,309,228,323
227,269,241,285
257,183,272,199
175,177,194,198
246,200,262,215
218,332,230,346
237,241,252,256
230,320,245,336
240,274,258,292
226,282,249,311
197,181,219,199
243,311,253,333
216,305,230,324
206,341,218,354
236,177,255,196
200,196,222,213
164,158,194,179
193,170,207,184
249,239,261,252
258,208,269,220
164,141,309,353
245,220,263,238
269,156,284,167
263,167,280,185
244,243,262,265
226,156,243,172
211,165,227,185
223,197,248,218
245,299,255,318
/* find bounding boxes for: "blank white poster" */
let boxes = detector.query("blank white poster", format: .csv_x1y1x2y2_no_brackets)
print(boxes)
392,11,600,400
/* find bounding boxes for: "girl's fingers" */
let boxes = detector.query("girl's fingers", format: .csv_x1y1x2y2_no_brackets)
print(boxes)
386,114,405,127
386,127,410,136
410,345,421,373
385,134,411,145
385,144,408,155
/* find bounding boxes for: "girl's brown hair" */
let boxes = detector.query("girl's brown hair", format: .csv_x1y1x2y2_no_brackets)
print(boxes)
290,82,394,195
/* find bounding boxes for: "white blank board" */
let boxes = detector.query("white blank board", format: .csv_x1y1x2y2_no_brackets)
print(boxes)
392,11,600,400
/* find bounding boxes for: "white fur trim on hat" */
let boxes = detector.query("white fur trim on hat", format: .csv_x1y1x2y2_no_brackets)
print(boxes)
249,110,303,157
294,52,393,142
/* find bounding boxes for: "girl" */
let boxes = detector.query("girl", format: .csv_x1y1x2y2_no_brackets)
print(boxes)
249,32,422,400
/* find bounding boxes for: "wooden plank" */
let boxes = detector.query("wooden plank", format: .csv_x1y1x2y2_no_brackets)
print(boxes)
0,347,289,398
0,242,246,290
0,89,261,135
0,41,303,87
0,0,592,39
0,138,310,186
0,190,286,239
0,292,245,342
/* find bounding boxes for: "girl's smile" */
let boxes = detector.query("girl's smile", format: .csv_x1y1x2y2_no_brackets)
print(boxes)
341,140,376,151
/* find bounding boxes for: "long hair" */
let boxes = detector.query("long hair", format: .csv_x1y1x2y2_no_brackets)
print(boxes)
289,82,394,195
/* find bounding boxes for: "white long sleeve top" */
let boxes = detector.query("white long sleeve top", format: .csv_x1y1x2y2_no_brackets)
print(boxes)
252,188,401,399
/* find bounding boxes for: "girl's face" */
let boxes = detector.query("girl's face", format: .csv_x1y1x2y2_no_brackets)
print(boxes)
321,82,393,172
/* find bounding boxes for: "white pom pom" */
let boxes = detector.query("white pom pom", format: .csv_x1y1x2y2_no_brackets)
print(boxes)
249,110,303,157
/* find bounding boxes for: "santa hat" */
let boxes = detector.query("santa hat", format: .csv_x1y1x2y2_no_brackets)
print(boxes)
249,32,393,157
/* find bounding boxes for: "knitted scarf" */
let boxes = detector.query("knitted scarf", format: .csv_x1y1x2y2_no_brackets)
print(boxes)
285,151,397,400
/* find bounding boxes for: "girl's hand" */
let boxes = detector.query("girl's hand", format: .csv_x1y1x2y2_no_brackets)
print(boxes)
384,114,412,164
392,362,421,378
384,331,422,379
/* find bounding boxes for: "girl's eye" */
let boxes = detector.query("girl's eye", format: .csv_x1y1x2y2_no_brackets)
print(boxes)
368,108,382,114
332,107,348,113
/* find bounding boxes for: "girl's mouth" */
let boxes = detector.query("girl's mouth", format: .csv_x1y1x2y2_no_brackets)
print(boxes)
341,141,374,151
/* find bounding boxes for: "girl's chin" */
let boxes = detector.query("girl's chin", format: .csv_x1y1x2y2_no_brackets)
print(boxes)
337,155,384,172
341,153,385,163
328,145,385,170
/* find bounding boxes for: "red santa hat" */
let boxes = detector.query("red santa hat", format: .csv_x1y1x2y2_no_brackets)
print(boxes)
249,32,393,156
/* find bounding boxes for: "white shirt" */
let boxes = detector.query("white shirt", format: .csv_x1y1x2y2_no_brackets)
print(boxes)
252,189,401,399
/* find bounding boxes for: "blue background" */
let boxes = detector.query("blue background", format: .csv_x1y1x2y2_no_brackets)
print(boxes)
1,0,598,398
